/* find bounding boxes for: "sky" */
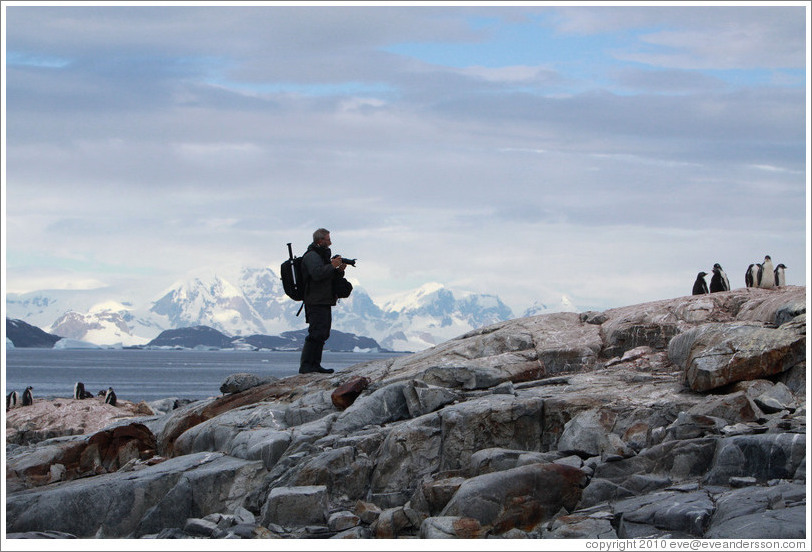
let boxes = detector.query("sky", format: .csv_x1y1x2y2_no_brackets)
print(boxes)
2,0,810,317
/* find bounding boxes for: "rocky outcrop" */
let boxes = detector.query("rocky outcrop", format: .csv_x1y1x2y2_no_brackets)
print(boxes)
5,286,806,539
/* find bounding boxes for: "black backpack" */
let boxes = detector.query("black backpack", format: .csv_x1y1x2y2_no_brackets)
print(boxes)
281,243,306,302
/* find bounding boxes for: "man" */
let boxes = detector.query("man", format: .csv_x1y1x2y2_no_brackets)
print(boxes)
299,228,347,374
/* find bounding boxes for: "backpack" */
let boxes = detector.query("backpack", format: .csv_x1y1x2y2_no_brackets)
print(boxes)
281,243,306,302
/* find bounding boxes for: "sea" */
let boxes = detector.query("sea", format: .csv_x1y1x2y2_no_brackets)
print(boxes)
3,348,404,404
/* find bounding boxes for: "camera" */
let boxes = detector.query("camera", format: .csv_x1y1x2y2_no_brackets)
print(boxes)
333,255,357,267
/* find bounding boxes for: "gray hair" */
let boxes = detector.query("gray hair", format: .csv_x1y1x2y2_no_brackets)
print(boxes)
313,228,330,242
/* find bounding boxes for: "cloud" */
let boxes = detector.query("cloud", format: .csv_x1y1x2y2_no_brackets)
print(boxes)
3,4,808,316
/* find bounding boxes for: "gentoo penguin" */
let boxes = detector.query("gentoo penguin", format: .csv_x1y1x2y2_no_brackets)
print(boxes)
22,386,34,406
104,387,117,406
6,391,19,410
758,255,776,288
692,272,709,295
74,381,86,400
710,263,730,292
745,263,760,288
774,264,787,287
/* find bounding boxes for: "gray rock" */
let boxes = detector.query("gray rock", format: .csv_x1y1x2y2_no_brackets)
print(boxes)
402,380,458,417
704,433,806,485
754,381,797,413
613,490,714,536
369,414,442,506
184,517,220,537
6,452,267,538
669,321,805,392
260,485,328,528
331,382,410,434
557,408,633,458
439,394,544,472
543,512,617,539
220,373,276,394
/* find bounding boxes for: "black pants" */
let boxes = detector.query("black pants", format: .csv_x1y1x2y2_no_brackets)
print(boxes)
305,304,331,345
300,305,331,373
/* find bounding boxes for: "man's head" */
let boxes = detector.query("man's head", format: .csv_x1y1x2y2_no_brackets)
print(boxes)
313,228,331,247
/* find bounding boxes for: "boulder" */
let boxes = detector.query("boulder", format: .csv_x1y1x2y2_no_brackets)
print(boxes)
6,452,267,538
704,433,806,485
439,394,544,472
613,490,714,536
441,462,587,534
669,320,806,392
220,373,277,394
369,414,443,507
330,382,411,434
330,376,370,409
419,516,485,538
260,485,328,528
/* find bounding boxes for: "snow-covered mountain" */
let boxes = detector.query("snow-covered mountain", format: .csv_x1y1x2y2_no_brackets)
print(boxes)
5,267,578,351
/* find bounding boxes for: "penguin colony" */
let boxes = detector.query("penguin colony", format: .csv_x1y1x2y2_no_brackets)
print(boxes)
7,383,118,410
693,255,788,295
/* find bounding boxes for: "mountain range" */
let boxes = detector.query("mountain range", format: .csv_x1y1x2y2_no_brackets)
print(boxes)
5,266,577,351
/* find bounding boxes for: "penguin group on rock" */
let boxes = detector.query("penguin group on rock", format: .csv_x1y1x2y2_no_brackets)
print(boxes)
744,255,787,289
7,387,34,408
694,255,787,295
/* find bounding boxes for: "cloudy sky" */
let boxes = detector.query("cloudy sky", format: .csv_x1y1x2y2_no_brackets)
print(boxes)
3,1,809,316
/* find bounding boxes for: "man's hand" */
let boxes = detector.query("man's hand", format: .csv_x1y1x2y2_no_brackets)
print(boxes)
331,256,347,270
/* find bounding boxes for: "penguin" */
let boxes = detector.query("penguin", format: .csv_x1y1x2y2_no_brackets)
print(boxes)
774,264,787,287
710,263,730,293
745,264,757,287
74,381,86,400
22,386,34,407
692,272,709,295
104,387,117,407
6,391,19,410
758,255,776,288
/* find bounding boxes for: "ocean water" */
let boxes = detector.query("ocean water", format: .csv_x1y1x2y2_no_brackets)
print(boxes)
3,348,403,404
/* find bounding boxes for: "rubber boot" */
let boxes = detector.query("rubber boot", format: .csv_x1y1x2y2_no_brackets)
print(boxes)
299,340,318,374
312,342,334,374
313,343,335,374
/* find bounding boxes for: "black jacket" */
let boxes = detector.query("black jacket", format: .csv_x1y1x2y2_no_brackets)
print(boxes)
302,243,341,305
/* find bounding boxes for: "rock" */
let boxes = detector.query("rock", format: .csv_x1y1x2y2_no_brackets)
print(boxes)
369,414,442,507
753,381,797,413
557,408,634,459
439,394,544,472
542,512,617,539
370,505,421,538
705,482,806,538
330,376,370,409
6,452,267,538
327,510,360,532
704,433,806,485
669,321,806,392
220,373,277,394
260,485,328,528
419,516,485,538
354,500,382,524
441,462,587,534
403,380,459,417
5,286,807,540
331,382,411,434
5,397,157,445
